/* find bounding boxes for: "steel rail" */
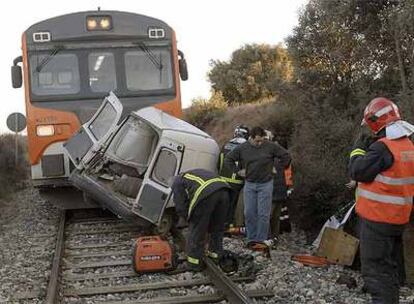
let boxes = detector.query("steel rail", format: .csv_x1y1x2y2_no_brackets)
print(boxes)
44,210,271,304
45,209,66,304
203,257,255,304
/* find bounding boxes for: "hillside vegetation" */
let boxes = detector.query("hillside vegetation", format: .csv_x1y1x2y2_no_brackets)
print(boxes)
185,0,414,232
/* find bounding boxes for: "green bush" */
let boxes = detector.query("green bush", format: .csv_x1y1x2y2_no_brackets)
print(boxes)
0,134,29,198
287,100,356,232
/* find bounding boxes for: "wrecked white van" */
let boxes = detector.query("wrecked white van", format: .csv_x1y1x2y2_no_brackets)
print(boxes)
63,92,219,232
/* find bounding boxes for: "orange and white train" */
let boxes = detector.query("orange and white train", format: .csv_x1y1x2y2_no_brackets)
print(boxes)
11,10,188,208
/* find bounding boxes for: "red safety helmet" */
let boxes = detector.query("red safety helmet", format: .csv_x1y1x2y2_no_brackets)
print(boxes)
362,97,401,133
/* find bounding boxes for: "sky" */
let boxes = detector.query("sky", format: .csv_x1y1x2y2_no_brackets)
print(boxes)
0,0,308,133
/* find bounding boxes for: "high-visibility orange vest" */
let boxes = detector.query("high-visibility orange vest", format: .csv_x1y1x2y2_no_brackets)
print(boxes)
284,165,293,187
356,137,414,225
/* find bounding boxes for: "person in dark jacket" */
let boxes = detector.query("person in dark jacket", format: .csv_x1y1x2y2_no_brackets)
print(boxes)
218,125,249,226
224,126,291,247
264,131,293,238
171,169,231,271
349,97,414,304
270,159,293,237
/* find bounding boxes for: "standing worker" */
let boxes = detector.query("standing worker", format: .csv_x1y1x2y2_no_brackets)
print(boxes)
349,97,414,304
271,159,293,237
224,126,291,249
265,131,293,238
218,125,249,226
172,168,231,271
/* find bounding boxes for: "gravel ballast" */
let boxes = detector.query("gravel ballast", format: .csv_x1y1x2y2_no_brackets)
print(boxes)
0,188,59,303
0,187,413,303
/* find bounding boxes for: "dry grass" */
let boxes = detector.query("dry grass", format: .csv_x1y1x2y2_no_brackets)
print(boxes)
204,98,294,147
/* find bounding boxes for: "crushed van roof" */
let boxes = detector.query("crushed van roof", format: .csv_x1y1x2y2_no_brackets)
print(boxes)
132,107,211,138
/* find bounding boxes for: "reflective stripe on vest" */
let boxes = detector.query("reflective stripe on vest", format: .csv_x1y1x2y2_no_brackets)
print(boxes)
374,174,414,186
357,188,412,206
187,256,199,265
183,173,227,218
350,148,366,158
221,176,243,184
183,173,205,185
219,153,224,172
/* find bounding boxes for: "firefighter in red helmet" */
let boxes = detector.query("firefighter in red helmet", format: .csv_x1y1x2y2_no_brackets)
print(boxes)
349,97,414,304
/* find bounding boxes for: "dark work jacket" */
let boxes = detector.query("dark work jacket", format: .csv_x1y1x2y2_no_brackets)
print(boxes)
224,140,291,183
218,137,246,188
348,138,394,183
172,169,230,219
273,160,288,202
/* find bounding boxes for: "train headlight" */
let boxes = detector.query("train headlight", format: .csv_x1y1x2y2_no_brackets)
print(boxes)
37,125,55,137
86,16,112,31
87,19,98,30
100,18,111,29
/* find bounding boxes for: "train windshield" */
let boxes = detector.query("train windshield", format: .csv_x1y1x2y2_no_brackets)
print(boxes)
28,45,174,100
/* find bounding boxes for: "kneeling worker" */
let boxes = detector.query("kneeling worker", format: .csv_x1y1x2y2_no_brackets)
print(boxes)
171,168,231,271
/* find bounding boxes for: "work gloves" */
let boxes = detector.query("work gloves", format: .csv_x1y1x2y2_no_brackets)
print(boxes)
176,216,189,229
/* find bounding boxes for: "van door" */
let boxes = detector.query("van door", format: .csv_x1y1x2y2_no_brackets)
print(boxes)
63,92,123,170
132,138,184,225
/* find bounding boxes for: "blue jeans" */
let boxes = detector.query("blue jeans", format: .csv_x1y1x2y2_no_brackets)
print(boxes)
243,180,273,242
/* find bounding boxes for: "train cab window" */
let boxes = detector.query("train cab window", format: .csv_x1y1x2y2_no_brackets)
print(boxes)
58,70,73,84
39,72,53,85
88,52,117,93
124,48,173,91
30,53,80,96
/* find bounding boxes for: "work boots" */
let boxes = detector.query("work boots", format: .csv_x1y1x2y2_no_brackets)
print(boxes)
176,260,205,272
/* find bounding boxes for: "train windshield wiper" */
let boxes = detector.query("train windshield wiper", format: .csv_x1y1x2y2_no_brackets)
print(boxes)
35,46,64,73
137,42,163,71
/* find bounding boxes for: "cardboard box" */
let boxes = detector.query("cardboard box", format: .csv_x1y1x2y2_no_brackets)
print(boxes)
316,227,359,266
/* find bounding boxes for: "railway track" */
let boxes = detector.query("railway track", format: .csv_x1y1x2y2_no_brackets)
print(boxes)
45,210,274,304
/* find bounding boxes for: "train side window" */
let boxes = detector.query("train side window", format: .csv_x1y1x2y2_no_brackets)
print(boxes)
88,52,117,93
151,149,177,187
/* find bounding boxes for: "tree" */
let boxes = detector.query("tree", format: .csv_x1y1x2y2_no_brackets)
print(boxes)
208,44,292,104
284,0,414,230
